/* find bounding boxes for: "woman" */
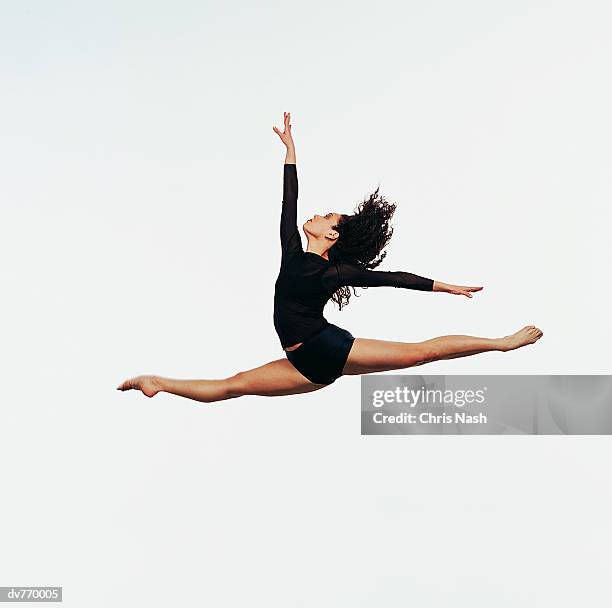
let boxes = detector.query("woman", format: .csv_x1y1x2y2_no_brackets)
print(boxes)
117,112,543,401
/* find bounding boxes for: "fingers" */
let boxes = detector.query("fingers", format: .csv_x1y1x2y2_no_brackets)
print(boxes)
452,289,474,298
273,112,291,137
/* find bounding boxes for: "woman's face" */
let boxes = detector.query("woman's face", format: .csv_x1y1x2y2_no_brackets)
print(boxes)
303,212,343,239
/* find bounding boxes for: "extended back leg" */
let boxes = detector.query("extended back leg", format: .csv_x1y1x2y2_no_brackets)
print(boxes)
117,358,330,403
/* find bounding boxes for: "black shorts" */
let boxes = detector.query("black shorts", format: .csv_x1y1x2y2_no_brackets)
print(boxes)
285,323,356,385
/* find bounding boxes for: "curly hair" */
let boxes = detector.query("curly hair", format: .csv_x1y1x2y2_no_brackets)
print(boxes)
328,185,397,310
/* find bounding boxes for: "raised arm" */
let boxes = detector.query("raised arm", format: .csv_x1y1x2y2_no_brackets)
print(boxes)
273,112,303,260
279,162,303,259
325,261,435,292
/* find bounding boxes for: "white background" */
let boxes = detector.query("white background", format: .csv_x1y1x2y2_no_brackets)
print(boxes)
1,1,611,606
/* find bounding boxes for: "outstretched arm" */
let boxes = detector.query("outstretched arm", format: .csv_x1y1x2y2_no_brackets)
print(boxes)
325,262,483,298
330,262,435,291
273,112,303,259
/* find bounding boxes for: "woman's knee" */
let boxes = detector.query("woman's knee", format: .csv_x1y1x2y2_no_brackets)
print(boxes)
410,341,438,366
225,372,248,399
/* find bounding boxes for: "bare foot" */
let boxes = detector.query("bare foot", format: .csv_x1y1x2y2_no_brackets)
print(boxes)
116,375,163,398
501,325,544,351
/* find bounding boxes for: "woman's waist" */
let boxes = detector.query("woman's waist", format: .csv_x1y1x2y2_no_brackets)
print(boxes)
282,322,332,351
284,342,303,352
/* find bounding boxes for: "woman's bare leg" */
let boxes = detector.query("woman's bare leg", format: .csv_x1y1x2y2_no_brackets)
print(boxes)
117,326,544,400
342,325,543,375
116,358,329,403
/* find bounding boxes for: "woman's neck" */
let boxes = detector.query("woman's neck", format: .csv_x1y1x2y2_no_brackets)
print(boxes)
305,243,330,260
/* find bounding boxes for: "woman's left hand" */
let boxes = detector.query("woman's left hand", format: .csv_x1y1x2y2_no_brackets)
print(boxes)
434,281,483,298
446,284,484,298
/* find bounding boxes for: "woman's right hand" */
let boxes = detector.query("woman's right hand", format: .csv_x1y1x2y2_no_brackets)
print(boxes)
273,111,295,148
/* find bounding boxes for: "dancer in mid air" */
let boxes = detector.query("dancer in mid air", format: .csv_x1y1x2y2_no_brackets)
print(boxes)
117,112,543,401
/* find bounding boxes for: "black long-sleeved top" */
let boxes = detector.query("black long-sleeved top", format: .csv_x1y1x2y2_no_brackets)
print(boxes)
273,163,434,349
